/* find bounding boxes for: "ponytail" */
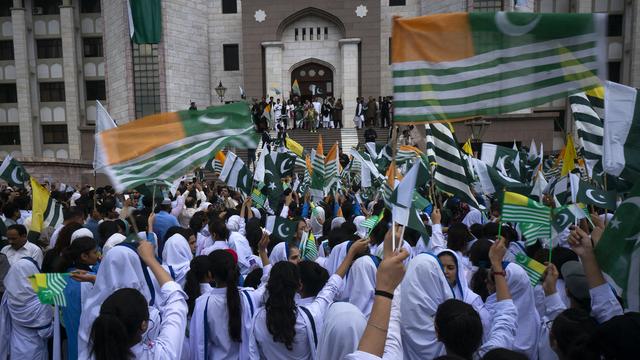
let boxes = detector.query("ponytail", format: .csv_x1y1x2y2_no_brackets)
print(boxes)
265,261,300,350
208,250,242,342
55,236,97,273
90,288,149,360
184,255,211,316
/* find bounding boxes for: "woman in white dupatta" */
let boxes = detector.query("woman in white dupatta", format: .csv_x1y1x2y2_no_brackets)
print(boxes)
77,244,161,359
400,253,453,359
162,233,194,287
0,257,53,360
317,302,367,360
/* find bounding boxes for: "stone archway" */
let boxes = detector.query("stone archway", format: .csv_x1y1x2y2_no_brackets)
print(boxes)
290,60,334,102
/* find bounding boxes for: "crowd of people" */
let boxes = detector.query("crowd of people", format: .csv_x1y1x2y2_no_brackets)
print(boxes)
251,96,394,133
0,168,637,360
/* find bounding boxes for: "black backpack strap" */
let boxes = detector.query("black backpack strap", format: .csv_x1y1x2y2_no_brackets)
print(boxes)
203,298,210,356
299,306,318,348
242,290,254,317
168,265,176,280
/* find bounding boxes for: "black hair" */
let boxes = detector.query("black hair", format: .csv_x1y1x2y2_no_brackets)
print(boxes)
298,260,329,298
133,211,148,232
435,299,483,360
265,261,300,350
63,206,84,222
447,223,473,252
482,222,499,240
245,218,262,255
469,223,484,240
90,288,149,360
209,217,230,241
481,348,528,360
97,221,120,248
593,312,640,359
189,211,207,233
403,226,421,247
7,223,27,236
184,256,211,316
2,202,18,218
551,308,599,360
114,219,128,235
243,267,263,289
56,236,97,272
208,250,242,342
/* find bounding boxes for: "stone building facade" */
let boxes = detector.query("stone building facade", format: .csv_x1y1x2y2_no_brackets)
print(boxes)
0,0,639,184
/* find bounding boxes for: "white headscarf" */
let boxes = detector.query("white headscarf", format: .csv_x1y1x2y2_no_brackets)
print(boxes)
268,241,289,264
353,216,367,239
101,233,126,256
251,207,261,219
77,245,158,359
401,253,453,359
0,258,53,359
71,228,94,243
228,231,255,276
310,206,325,237
161,233,193,286
317,302,367,360
323,241,350,275
344,255,378,316
330,216,345,230
486,262,541,359
198,201,212,212
226,215,246,236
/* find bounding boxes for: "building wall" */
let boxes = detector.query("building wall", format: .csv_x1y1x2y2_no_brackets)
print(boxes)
210,0,244,103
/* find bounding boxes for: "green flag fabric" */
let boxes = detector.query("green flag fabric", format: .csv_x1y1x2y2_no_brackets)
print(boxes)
219,152,252,196
271,216,297,242
603,81,640,179
29,273,69,306
501,191,551,225
129,0,162,44
299,231,318,261
0,156,29,188
594,183,640,311
576,180,617,210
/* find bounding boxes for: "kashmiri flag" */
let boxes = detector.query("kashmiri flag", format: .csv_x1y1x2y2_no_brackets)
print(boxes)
250,188,267,208
95,102,258,191
262,103,272,121
310,135,325,199
501,191,551,225
561,135,577,177
29,177,64,242
93,100,117,174
128,0,162,44
285,137,304,157
292,79,301,96
0,156,29,188
219,152,252,195
324,143,340,193
514,253,546,286
29,273,69,306
391,12,606,124
205,150,226,175
594,183,640,311
603,81,640,179
299,231,318,261
519,222,550,246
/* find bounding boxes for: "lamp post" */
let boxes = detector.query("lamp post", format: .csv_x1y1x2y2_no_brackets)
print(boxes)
215,81,227,103
464,117,491,155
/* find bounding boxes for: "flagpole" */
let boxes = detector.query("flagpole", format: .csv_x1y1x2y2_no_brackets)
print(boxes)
603,175,608,227
390,125,400,252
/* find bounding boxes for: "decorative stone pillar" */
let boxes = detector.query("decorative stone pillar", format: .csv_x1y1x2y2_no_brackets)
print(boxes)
262,41,283,99
340,38,360,127
11,0,35,157
60,1,81,159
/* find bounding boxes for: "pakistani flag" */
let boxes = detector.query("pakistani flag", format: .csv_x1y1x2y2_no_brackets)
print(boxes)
264,154,283,206
603,81,640,179
594,183,640,311
575,180,617,210
270,216,297,242
128,0,162,44
391,12,606,123
389,160,429,236
273,152,296,178
473,158,531,196
481,143,520,179
95,102,258,191
219,152,252,195
0,156,29,188
551,204,588,233
546,176,570,204
29,273,69,306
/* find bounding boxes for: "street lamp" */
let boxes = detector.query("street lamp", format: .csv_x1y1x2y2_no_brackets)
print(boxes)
465,117,492,142
215,81,227,103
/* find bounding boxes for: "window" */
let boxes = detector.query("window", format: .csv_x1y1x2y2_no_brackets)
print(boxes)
0,40,14,60
324,27,328,40
317,27,321,40
608,61,621,83
222,0,237,14
223,44,239,71
389,0,406,6
0,2,11,17
86,80,106,100
36,39,63,59
389,37,392,65
472,0,504,12
0,84,17,103
302,28,306,41
0,126,20,145
42,124,68,144
310,27,313,40
80,0,101,13
39,82,65,102
608,14,623,37
33,0,61,15
132,43,161,118
295,28,299,41
83,37,103,57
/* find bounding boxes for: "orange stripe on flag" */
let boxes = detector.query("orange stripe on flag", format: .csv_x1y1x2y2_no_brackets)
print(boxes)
98,112,183,165
392,13,473,63
325,143,339,165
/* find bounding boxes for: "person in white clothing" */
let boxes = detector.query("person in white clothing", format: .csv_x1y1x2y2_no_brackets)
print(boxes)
317,302,367,360
161,232,194,287
249,239,369,360
89,240,188,360
1,224,43,266
0,257,53,360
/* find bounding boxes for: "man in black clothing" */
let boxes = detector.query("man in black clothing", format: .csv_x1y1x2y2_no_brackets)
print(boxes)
364,124,377,143
380,97,391,128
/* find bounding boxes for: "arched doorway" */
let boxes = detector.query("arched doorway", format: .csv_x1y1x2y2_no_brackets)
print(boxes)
291,62,333,102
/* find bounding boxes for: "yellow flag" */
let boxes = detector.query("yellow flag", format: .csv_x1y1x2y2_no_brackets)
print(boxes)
285,137,304,157
561,134,576,176
462,138,473,156
29,177,49,234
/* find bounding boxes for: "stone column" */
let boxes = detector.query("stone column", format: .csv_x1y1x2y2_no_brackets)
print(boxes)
340,38,360,127
11,0,35,157
60,1,81,159
262,41,283,99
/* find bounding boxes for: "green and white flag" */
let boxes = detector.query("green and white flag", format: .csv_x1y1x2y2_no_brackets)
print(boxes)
520,222,550,246
29,273,69,306
299,231,318,261
268,215,297,242
501,191,551,225
603,81,640,179
310,148,325,200
569,91,603,177
219,152,252,196
128,0,162,44
272,152,296,178
595,183,640,311
551,203,588,232
389,160,429,237
575,180,617,210
0,156,29,188
472,158,531,196
480,143,520,179
391,12,607,123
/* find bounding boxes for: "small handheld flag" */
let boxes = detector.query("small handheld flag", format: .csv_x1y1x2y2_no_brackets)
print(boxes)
29,273,69,306
514,253,546,286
